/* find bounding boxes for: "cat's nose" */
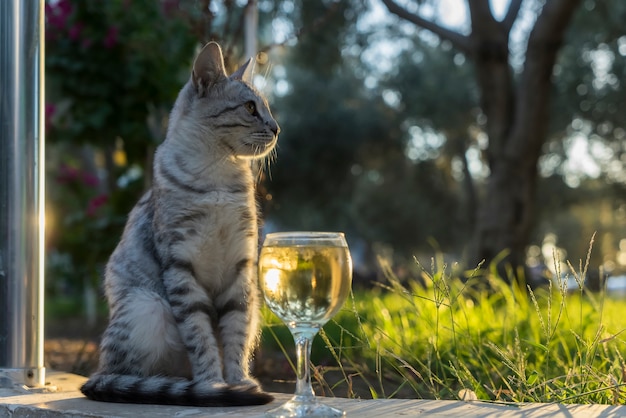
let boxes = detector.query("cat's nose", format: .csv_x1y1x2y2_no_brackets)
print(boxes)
267,120,280,136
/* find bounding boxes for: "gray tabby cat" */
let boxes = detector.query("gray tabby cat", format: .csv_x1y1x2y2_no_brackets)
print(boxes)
81,42,279,406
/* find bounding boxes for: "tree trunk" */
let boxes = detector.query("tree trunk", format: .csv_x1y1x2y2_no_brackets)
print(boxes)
470,0,582,282
382,0,582,283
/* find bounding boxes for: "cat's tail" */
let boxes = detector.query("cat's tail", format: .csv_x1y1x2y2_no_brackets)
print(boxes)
80,374,274,406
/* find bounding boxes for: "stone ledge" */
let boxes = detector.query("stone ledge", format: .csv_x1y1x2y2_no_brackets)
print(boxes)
1,371,625,417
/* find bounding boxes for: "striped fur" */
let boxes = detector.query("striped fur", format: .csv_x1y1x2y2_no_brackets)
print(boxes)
81,42,279,406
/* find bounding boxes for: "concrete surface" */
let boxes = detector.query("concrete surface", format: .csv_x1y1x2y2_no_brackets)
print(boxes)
1,371,626,417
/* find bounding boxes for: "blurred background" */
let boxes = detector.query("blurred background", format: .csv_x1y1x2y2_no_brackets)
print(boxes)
44,0,626,326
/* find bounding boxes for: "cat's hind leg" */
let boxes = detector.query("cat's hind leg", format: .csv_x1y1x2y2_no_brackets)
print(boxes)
82,286,273,405
98,288,192,378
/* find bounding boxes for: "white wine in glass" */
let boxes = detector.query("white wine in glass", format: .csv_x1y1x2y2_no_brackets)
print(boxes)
259,232,352,417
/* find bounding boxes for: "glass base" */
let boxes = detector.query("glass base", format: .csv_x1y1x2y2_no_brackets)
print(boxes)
265,395,345,417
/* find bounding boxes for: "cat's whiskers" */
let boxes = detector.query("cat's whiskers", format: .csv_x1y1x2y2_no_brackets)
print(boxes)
263,147,277,182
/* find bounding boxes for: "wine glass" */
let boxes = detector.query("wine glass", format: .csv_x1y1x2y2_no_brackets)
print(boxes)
259,232,353,417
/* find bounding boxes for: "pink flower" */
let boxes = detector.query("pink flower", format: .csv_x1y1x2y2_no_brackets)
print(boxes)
81,172,99,188
162,0,179,16
45,0,73,41
68,22,84,41
103,26,118,49
45,103,56,131
86,194,109,217
56,164,80,184
56,0,72,16
45,0,72,29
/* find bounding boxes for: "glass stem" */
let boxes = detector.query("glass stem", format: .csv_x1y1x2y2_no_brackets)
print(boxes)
292,328,317,401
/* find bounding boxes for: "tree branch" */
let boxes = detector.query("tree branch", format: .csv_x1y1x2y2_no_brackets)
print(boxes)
532,0,582,40
502,0,523,33
467,0,493,25
258,2,342,54
381,0,472,54
508,0,582,159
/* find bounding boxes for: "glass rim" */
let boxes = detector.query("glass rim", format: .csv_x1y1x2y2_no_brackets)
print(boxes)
262,231,347,246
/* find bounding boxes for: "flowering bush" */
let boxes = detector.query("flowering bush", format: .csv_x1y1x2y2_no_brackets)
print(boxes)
45,0,197,159
45,0,197,309
46,160,118,301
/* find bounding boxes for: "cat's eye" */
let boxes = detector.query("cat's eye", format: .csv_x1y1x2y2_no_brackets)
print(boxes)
244,101,256,115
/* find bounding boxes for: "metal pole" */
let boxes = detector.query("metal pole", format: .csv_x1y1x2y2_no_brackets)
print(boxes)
244,0,258,59
0,0,46,388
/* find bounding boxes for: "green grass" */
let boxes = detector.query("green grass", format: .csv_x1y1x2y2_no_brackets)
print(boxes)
45,296,84,318
261,252,626,404
45,295,109,319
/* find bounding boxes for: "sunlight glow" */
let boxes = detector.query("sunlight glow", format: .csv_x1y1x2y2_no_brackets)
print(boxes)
438,0,510,27
263,269,281,294
490,0,510,20
564,134,602,187
437,0,467,27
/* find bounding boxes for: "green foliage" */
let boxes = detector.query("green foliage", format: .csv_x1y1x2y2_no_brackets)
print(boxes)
552,0,626,133
268,63,405,234
44,0,197,308
267,1,467,255
263,256,626,403
46,294,108,319
380,36,478,132
43,0,626,303
267,0,626,270
46,0,197,162
45,155,126,297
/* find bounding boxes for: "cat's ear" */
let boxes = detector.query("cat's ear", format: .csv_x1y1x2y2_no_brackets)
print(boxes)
230,57,254,84
192,42,227,93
